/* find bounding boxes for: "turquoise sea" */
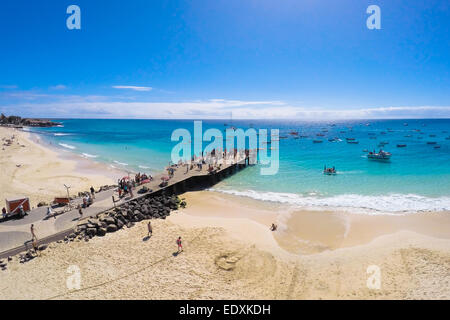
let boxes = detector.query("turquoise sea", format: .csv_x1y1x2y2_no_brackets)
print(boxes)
28,119,450,214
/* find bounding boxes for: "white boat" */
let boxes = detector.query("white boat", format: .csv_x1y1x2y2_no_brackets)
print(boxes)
367,150,392,161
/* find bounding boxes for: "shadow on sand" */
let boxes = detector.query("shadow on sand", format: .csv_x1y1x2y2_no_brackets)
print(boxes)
172,251,183,257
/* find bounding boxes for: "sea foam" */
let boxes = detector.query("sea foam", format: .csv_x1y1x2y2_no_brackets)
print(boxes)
58,143,76,150
54,133,72,136
209,189,450,214
82,153,98,158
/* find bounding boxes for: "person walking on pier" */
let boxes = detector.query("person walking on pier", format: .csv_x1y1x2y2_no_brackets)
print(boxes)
30,224,37,241
128,182,134,198
90,186,96,199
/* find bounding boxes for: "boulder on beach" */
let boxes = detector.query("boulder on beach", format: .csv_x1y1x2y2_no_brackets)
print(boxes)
116,220,124,229
106,224,118,233
97,228,107,236
102,216,116,225
86,228,96,237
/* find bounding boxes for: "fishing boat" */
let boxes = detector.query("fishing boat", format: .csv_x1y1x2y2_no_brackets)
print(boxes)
313,140,323,143
289,131,299,136
316,133,325,137
434,145,441,149
367,150,392,161
347,140,359,144
346,137,356,141
299,135,308,138
323,166,337,175
427,141,437,145
429,134,436,137
397,144,407,148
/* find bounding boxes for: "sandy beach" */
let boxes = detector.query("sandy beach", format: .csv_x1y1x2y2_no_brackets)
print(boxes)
0,126,120,208
0,126,449,300
1,205,450,300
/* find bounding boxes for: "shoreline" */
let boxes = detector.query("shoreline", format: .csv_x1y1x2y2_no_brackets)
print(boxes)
0,126,124,208
177,191,450,255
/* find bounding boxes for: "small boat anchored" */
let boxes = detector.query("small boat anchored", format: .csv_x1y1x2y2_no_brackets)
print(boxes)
323,165,337,175
367,149,392,161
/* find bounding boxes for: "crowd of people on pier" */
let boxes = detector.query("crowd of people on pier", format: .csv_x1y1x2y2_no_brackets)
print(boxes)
168,147,256,177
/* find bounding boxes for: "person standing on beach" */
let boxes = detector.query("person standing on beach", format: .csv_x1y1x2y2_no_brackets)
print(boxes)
78,205,83,219
147,221,152,237
30,224,37,241
2,207,6,219
176,236,183,253
90,186,95,199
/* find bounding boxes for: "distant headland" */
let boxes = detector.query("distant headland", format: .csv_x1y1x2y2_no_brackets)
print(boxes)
0,114,61,127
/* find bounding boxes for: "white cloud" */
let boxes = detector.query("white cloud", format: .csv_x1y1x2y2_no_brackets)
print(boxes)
0,85,18,89
112,85,153,92
1,97,449,120
50,85,67,90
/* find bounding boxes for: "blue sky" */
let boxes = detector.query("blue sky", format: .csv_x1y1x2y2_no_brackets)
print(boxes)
0,0,449,119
